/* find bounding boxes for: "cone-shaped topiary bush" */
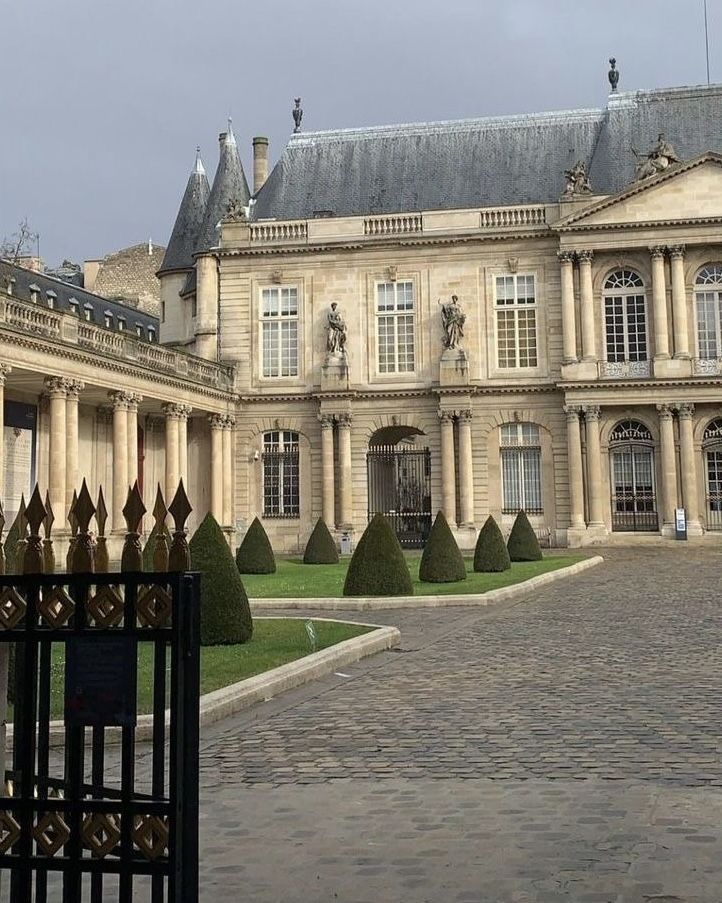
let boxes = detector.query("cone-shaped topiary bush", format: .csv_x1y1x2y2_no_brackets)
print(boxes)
142,523,171,571
343,514,413,596
506,510,543,562
303,518,339,564
235,517,276,574
419,511,466,583
473,515,511,572
190,512,253,645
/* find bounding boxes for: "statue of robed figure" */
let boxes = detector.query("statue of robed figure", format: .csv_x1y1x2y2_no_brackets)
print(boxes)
440,295,465,350
326,302,347,355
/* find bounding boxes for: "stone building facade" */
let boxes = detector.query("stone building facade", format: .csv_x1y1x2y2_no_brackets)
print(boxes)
4,80,722,559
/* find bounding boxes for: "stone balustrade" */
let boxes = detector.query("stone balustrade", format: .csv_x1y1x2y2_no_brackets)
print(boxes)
479,205,547,228
364,214,423,236
249,221,308,243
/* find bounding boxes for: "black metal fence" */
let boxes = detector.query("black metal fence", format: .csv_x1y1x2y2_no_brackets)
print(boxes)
610,490,659,532
0,569,200,902
367,445,432,547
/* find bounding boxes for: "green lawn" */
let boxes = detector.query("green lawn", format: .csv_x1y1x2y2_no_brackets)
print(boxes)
241,554,586,598
39,618,370,720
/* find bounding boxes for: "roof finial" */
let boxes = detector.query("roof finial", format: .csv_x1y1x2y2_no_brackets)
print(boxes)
608,57,620,93
292,97,303,133
194,145,205,175
227,117,236,145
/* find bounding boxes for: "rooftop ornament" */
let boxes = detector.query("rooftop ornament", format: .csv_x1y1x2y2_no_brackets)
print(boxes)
562,160,593,199
608,58,620,93
292,97,303,133
633,133,682,181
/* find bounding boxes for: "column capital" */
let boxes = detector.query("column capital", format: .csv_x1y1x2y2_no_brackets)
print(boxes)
656,403,677,419
455,408,473,423
563,404,583,421
45,376,69,398
678,402,695,420
96,405,114,425
318,413,335,429
557,250,575,264
0,363,11,384
668,244,686,260
163,402,189,420
222,414,236,428
438,409,455,424
336,412,353,428
65,379,85,400
208,413,225,429
576,249,594,264
649,245,666,260
582,404,601,421
110,390,135,410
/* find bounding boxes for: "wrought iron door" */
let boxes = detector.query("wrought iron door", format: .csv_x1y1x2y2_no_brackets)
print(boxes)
367,445,432,547
0,570,200,902
610,445,659,532
706,449,722,530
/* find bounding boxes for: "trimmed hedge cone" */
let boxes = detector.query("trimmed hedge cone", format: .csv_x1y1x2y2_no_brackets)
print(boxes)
419,511,466,583
506,510,543,562
189,513,253,645
343,513,413,596
303,518,339,564
473,515,511,572
235,517,276,574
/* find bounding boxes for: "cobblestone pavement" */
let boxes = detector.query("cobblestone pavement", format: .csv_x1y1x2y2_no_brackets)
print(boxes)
198,547,722,902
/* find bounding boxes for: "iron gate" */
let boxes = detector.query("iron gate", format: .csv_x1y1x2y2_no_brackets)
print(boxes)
367,445,432,548
0,569,200,902
610,445,659,532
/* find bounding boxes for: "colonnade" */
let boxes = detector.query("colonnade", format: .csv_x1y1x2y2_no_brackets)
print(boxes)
558,244,691,364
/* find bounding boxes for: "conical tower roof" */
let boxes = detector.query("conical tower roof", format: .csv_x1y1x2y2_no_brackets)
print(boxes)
195,121,251,253
158,148,210,275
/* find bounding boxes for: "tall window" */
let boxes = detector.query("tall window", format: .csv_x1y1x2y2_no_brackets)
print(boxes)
695,265,722,359
261,287,298,378
704,419,722,530
262,430,300,518
377,281,415,373
495,274,537,368
603,270,647,362
609,420,658,532
500,422,543,514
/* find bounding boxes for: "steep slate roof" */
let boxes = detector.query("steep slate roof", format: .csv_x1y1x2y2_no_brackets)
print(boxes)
252,83,722,221
195,123,251,253
158,149,210,275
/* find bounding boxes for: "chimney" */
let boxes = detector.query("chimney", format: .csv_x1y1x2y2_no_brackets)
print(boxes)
252,136,269,194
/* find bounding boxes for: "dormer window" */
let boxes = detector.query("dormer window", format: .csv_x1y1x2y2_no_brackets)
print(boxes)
104,310,113,329
135,323,143,338
117,317,126,332
83,303,93,322
68,297,80,316
6,277,16,296
29,283,41,303
148,327,156,343
46,290,57,309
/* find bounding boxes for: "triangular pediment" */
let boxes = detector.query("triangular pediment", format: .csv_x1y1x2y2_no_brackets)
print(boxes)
554,153,722,230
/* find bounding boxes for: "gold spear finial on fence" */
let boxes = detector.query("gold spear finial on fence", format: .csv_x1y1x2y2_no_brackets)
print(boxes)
71,480,96,573
94,486,109,573
43,491,55,574
152,484,169,572
168,480,192,571
23,485,47,574
66,490,78,572
121,482,146,572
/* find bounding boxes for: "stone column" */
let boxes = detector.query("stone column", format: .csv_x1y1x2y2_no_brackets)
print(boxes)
439,410,457,524
457,410,474,526
677,403,699,528
208,414,224,522
337,413,353,529
45,378,68,527
319,415,336,527
657,404,677,529
669,245,690,359
163,404,181,503
126,393,141,489
110,391,129,530
195,254,219,361
577,250,596,362
650,246,670,360
583,405,604,527
64,380,83,523
565,405,586,529
177,405,191,488
558,251,577,363
222,415,235,527
0,365,11,498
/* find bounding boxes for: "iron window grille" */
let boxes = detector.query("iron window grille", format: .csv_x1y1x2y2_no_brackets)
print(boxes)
500,422,543,514
262,430,300,518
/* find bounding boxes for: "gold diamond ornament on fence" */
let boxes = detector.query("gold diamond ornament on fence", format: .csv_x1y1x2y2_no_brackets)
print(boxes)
0,587,26,630
87,585,124,628
82,812,121,859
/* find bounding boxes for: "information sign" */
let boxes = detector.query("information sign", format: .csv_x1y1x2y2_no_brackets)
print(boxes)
65,635,138,727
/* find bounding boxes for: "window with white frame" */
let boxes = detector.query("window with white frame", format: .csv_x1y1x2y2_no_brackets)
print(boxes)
376,280,415,373
261,286,299,377
495,274,537,368
603,269,647,362
262,430,300,517
500,422,543,514
695,265,722,359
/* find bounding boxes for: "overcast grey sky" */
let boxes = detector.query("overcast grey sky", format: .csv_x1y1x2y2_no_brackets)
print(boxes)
1,0,719,265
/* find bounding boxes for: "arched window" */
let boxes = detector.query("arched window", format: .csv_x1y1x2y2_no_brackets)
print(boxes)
609,419,657,532
500,422,542,514
603,270,647,365
262,430,300,518
703,418,722,530
695,265,722,360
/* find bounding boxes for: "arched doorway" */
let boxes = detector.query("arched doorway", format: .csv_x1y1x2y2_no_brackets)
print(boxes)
609,419,658,532
367,426,431,547
703,418,722,530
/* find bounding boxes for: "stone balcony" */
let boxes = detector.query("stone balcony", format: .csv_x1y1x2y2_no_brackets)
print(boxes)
0,293,234,391
598,360,652,379
693,358,722,376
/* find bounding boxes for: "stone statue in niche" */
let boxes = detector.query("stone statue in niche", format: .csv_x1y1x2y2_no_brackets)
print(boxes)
440,295,465,350
326,302,347,355
562,160,593,198
633,133,682,181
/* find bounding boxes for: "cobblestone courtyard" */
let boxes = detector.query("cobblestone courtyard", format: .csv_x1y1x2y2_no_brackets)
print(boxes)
197,547,722,902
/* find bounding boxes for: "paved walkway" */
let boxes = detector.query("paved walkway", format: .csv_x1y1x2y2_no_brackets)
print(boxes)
198,547,722,902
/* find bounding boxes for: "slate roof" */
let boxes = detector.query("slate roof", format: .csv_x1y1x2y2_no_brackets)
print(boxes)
0,260,159,338
158,149,210,274
252,83,722,221
195,123,251,253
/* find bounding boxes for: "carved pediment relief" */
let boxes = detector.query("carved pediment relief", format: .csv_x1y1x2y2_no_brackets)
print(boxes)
554,154,722,231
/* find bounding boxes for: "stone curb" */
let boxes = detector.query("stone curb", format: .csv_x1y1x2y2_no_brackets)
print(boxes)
6,619,400,750
249,555,604,611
